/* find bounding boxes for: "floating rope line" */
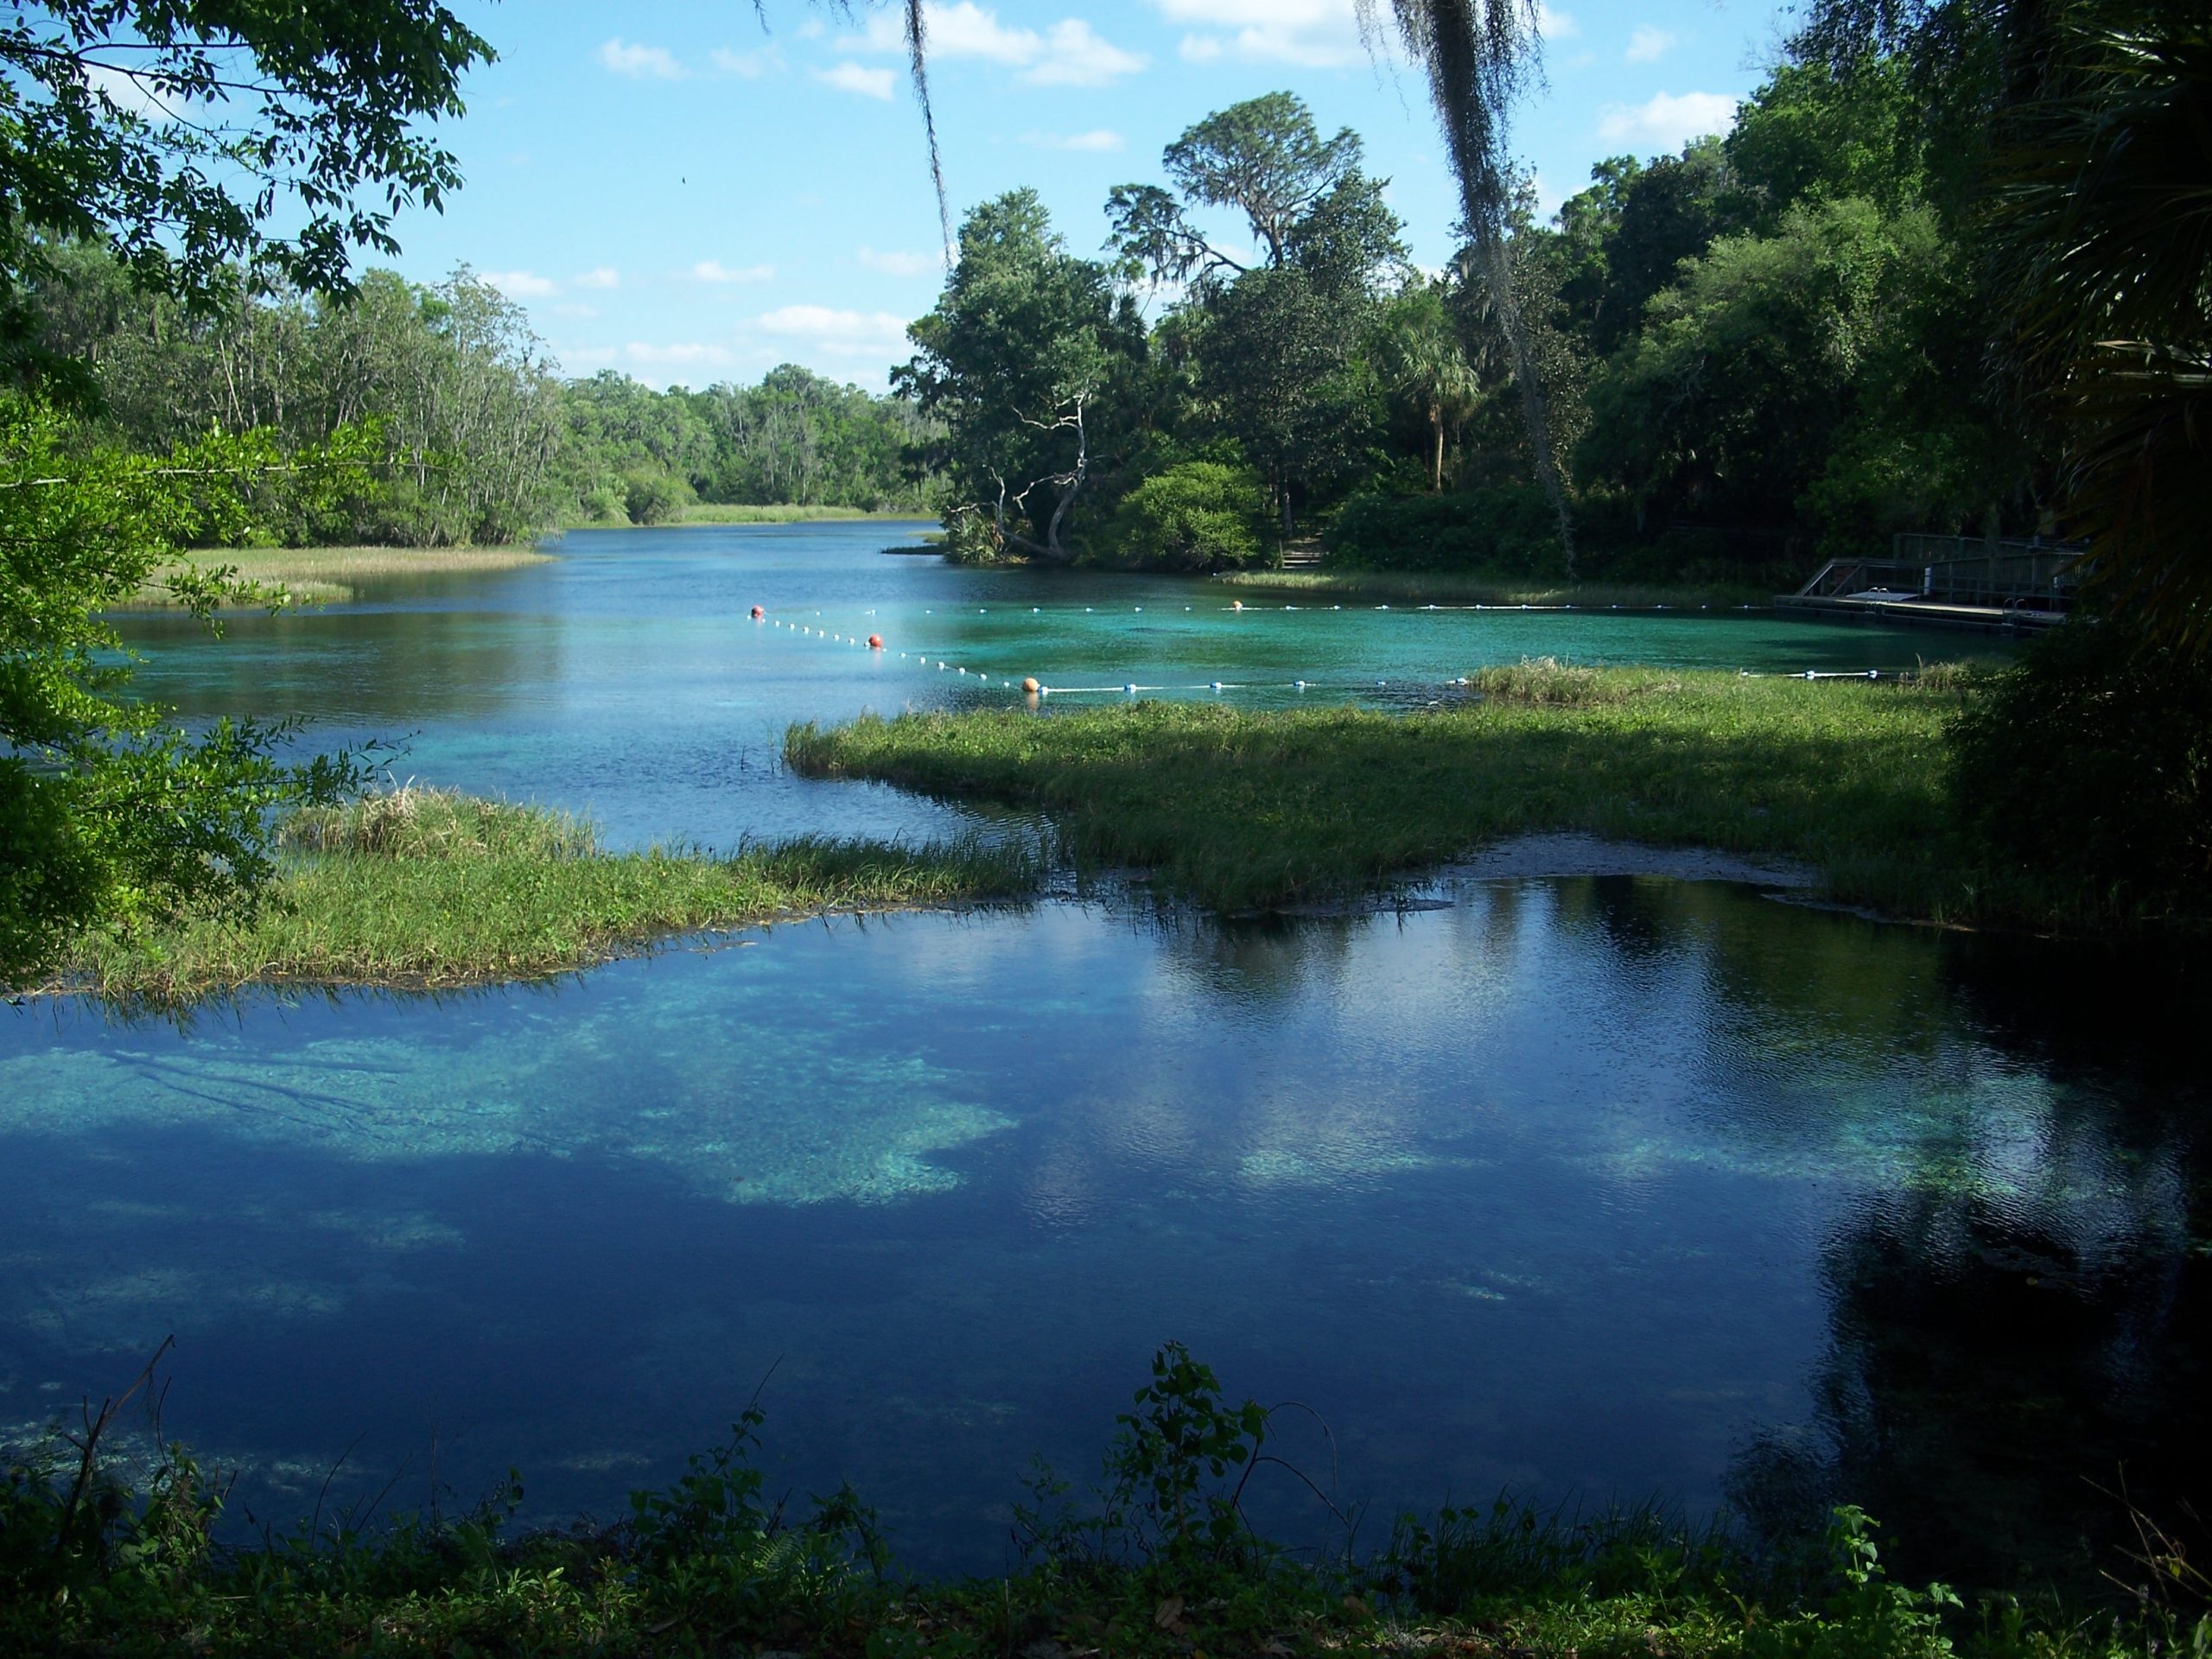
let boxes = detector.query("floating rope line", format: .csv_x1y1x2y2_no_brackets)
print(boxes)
756,608,1913,698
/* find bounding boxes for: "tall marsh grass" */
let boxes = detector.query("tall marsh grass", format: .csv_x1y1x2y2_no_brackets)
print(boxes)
48,789,1037,1005
789,667,2050,925
119,544,552,608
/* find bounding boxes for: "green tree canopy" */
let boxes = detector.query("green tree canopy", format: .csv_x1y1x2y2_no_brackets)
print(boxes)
0,0,492,389
899,189,1143,561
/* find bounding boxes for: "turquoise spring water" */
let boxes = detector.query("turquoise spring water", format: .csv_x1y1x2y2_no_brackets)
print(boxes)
3,525,2201,1585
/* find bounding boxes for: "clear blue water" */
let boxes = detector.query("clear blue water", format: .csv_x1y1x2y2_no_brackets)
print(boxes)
7,526,2200,1587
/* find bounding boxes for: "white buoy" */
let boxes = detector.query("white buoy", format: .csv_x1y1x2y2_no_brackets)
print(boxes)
1295,679,1307,690
1211,681,1224,690
1125,683,1137,692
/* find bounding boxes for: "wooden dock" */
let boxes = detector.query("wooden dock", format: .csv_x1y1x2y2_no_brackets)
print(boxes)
1774,592,2069,633
1777,537,2086,635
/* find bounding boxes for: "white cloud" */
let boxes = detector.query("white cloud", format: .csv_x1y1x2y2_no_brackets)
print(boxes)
709,46,782,76
853,3,1145,84
572,267,621,290
1021,128,1125,152
1155,0,1374,68
85,62,171,118
1535,3,1580,40
693,260,776,283
865,2,1035,63
598,38,688,79
754,305,910,357
1596,90,1739,150
625,342,738,368
817,61,896,99
482,270,557,299
1625,26,1679,62
858,245,943,276
1026,20,1148,84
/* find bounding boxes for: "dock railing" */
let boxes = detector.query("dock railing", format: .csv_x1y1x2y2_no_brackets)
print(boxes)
1794,536,2088,611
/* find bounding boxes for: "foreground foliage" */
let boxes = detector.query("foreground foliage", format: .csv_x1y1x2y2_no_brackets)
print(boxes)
3,1341,2197,1659
0,398,365,984
37,788,1038,1005
789,662,2189,934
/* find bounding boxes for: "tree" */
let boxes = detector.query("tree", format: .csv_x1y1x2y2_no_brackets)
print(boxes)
1357,0,1580,569
1373,283,1483,492
2,1,487,980
899,190,1143,562
1108,92,1368,285
1579,197,1962,538
0,403,365,982
1194,265,1377,537
1983,0,2212,649
0,1,492,386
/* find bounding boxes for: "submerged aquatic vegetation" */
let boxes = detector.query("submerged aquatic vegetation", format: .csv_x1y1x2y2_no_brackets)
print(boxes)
0,1342,2192,1658
39,789,1039,1006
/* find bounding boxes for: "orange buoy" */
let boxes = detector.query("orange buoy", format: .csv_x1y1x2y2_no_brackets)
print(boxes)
868,633,883,650
749,605,764,619
1230,600,1243,611
1021,677,1039,693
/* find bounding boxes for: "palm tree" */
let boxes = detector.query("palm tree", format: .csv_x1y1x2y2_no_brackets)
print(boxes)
1986,0,2212,650
1376,284,1484,492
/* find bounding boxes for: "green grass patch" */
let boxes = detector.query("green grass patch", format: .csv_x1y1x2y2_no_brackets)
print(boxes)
785,664,2073,926
675,502,920,524
118,544,554,609
41,786,1036,1006
1214,568,1776,607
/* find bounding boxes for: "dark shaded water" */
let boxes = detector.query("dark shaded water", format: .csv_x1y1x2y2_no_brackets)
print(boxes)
9,526,2199,1588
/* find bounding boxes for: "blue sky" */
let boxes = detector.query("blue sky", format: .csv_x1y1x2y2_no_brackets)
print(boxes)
382,0,1795,391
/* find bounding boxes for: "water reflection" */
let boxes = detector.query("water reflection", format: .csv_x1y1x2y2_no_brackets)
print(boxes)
0,881,2202,1588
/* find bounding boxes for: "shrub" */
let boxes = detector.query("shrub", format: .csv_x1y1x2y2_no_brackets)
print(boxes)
580,482,630,524
1100,461,1274,572
1949,620,2212,930
621,469,692,526
1325,485,1564,576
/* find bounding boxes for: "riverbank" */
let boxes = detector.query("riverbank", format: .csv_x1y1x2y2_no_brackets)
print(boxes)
3,1343,2188,1659
121,544,554,608
1213,567,1777,608
787,661,2059,928
677,502,920,524
40,788,1035,1007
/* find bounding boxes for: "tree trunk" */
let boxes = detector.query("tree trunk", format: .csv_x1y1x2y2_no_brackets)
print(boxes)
1431,406,1446,493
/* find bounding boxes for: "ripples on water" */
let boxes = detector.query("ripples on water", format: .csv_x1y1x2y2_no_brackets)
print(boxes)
9,527,2199,1586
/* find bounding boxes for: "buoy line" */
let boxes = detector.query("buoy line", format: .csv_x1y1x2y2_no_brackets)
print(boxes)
753,608,1919,698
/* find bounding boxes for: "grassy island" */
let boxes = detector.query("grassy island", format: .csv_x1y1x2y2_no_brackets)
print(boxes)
787,662,2050,928
120,544,556,609
42,787,1034,1006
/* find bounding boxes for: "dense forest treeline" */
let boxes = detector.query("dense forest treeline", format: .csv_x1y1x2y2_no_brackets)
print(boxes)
897,36,2096,585
26,244,938,547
